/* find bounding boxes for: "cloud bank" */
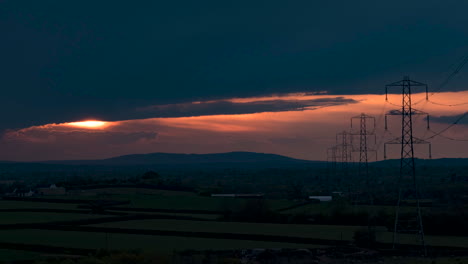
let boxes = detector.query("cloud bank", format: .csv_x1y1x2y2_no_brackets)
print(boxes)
1,92,467,161
138,96,358,117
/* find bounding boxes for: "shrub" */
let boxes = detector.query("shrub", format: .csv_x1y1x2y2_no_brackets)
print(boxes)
353,228,376,248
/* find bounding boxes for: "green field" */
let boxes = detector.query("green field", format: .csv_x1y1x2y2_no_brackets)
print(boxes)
0,212,101,224
0,200,78,210
115,194,294,211
0,230,318,252
92,219,468,248
113,212,221,220
1,188,467,262
93,219,363,241
64,188,296,211
379,232,468,248
279,202,429,215
381,257,468,264
0,249,41,262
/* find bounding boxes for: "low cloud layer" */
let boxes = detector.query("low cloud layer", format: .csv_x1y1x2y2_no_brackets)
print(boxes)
1,92,467,161
4,129,158,145
1,124,158,161
138,96,358,117
430,112,468,125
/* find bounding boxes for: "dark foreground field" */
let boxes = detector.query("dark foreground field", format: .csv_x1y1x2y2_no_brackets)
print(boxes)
0,187,467,264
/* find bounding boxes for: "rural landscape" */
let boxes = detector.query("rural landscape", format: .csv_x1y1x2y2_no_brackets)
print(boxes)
2,1,468,263
0,152,467,263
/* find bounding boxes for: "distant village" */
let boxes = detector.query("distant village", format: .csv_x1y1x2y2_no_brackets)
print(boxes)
1,177,341,203
5,183,66,197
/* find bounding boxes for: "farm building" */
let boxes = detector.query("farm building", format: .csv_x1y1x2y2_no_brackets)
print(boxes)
308,196,332,202
37,184,66,196
4,188,34,197
211,193,264,198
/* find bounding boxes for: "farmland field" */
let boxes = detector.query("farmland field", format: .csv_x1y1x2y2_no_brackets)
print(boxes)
1,187,467,263
0,249,40,262
280,202,431,215
93,219,364,241
0,212,101,224
92,219,468,248
58,188,296,211
0,200,78,210
0,229,319,252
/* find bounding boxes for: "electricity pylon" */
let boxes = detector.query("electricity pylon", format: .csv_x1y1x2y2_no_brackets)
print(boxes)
327,146,338,191
350,113,377,204
327,146,338,175
336,131,352,178
384,76,431,256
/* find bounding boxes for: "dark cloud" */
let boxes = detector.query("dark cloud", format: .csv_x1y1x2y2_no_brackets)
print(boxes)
0,127,158,161
430,112,468,125
1,93,466,161
3,128,158,145
138,97,358,117
1,0,468,130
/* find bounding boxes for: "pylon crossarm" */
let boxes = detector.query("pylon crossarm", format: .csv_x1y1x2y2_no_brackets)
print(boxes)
351,113,376,119
386,109,428,116
410,109,429,115
412,137,430,144
385,137,403,144
385,77,429,102
386,80,427,87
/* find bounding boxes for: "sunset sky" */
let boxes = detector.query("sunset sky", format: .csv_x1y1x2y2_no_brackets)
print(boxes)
1,1,467,161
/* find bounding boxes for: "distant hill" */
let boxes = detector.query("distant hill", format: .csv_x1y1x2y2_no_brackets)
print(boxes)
372,158,468,167
0,152,466,171
36,152,326,168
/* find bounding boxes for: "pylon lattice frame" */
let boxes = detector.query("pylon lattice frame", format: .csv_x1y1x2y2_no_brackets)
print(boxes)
327,146,338,173
350,113,377,204
384,76,431,256
336,131,352,177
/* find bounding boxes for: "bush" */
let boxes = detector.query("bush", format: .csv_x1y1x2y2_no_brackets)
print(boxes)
353,228,376,248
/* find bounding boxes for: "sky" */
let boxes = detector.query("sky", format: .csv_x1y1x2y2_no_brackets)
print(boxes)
1,1,467,161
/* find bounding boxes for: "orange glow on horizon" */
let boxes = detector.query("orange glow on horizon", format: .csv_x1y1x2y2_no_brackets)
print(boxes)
2,91,467,161
66,120,108,129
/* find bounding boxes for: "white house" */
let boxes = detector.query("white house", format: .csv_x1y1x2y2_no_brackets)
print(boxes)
309,196,332,202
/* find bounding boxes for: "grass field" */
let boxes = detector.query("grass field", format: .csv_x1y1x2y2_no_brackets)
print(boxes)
92,219,468,248
280,202,430,215
0,230,319,252
0,200,78,210
378,232,468,248
93,219,364,241
65,188,296,211
0,212,101,224
381,257,468,264
0,249,40,262
1,188,467,262
110,212,221,220
115,194,294,211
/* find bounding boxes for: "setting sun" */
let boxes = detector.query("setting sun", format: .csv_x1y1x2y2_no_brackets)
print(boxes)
66,120,108,128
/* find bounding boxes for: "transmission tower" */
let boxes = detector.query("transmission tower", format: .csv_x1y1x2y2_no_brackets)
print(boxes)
350,113,377,204
336,131,352,174
327,146,338,191
384,76,432,256
327,146,338,174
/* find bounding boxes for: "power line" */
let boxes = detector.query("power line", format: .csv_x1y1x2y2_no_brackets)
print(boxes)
414,55,468,106
427,99,468,107
428,129,468,142
424,112,468,140
439,55,467,76
434,55,468,94
386,100,403,107
412,54,468,141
